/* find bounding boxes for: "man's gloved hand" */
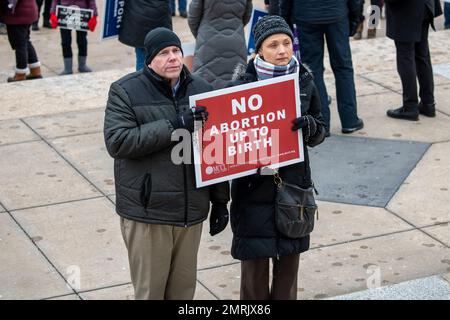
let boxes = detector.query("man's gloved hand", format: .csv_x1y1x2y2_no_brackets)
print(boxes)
88,16,97,32
292,115,317,141
50,13,58,29
170,106,208,133
209,203,229,236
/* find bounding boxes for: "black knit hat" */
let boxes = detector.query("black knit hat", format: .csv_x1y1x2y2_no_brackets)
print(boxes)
144,27,183,64
253,15,294,52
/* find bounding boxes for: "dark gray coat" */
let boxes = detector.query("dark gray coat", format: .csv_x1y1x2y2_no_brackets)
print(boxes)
104,66,230,226
188,0,252,89
118,0,172,49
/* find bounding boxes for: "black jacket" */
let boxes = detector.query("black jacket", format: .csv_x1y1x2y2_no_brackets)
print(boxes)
104,65,230,226
118,0,172,48
280,0,361,24
385,0,442,42
264,0,280,15
229,60,325,261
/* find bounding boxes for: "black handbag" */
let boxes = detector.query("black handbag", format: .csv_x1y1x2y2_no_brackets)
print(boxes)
274,172,318,239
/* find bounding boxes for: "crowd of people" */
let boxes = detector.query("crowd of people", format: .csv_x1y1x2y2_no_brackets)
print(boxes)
1,0,448,300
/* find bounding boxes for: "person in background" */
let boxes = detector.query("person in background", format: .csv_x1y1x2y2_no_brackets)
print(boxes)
385,0,442,120
188,0,253,89
1,0,43,82
444,0,450,29
49,0,98,75
280,0,364,136
104,28,230,299
170,0,187,18
119,0,172,71
229,15,326,300
32,0,52,30
264,0,279,14
353,0,384,40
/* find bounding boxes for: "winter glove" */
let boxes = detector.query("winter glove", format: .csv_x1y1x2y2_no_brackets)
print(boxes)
292,115,317,142
170,106,208,133
50,13,58,29
209,203,229,236
88,16,97,32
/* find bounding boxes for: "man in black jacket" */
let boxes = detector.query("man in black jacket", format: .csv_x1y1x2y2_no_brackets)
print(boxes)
385,0,442,120
280,0,364,136
104,28,230,300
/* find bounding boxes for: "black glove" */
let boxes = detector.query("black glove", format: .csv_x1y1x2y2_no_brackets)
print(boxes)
170,106,208,133
292,115,317,141
209,203,229,236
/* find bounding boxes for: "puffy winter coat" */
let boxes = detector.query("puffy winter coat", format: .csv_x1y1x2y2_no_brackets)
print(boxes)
230,60,326,261
119,0,172,49
0,0,37,25
188,0,252,89
104,65,230,226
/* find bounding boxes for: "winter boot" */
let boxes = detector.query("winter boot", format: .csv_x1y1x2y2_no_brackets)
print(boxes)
353,22,364,40
386,106,419,121
418,102,436,117
7,68,27,82
26,62,43,80
59,57,73,75
367,28,377,39
78,56,92,73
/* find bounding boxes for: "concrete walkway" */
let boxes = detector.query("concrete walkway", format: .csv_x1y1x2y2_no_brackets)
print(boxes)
0,0,449,300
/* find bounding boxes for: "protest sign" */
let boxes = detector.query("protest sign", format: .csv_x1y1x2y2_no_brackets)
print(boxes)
56,5,93,31
189,73,303,187
100,0,125,40
246,8,268,56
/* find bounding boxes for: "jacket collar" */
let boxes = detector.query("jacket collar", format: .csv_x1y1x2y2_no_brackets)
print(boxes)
142,64,193,99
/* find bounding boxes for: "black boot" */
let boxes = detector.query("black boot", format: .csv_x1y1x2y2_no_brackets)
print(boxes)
418,102,436,117
386,106,419,121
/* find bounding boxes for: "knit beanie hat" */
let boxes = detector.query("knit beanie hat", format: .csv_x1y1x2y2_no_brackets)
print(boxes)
253,15,294,52
144,27,183,64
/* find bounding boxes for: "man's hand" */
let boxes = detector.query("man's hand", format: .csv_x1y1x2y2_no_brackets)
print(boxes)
170,106,208,133
88,16,97,32
50,13,58,29
209,203,229,236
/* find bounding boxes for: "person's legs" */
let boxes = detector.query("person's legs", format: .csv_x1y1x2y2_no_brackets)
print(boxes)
120,217,173,300
60,28,73,75
325,18,361,130
165,223,203,299
42,0,52,28
33,0,43,30
444,2,450,29
24,25,42,79
240,258,270,300
6,25,29,81
76,30,91,72
297,22,329,131
170,0,175,15
354,0,365,40
135,47,146,71
178,0,187,17
271,254,300,300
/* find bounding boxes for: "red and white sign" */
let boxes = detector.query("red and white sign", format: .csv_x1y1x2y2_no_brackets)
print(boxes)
189,73,303,187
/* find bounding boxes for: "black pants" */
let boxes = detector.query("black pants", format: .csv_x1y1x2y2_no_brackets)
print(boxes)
6,24,39,70
240,254,300,300
60,28,88,58
394,15,434,107
36,0,52,23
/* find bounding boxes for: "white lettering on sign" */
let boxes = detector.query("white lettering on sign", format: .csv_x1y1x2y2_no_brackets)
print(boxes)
231,94,263,115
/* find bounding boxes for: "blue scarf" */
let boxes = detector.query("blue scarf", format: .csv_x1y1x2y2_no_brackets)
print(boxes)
254,54,299,80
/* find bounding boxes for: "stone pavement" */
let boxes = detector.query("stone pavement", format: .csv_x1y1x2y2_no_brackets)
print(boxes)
0,1,449,300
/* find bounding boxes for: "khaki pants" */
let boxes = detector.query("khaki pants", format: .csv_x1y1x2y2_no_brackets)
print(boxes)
240,253,300,300
120,217,203,300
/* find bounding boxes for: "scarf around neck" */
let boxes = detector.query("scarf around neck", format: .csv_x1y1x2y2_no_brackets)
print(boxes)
254,54,299,80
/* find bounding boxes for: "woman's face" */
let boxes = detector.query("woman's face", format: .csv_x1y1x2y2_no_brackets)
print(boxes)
258,33,293,66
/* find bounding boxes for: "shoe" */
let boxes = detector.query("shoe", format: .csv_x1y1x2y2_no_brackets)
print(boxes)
78,55,92,73
353,22,364,40
26,63,43,80
59,57,73,75
341,118,364,134
386,106,419,121
7,72,27,82
367,28,377,39
418,102,436,117
43,20,52,29
327,95,332,105
179,11,187,18
32,22,39,31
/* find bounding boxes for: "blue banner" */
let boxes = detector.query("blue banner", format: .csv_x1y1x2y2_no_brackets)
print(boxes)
246,8,268,56
100,0,125,40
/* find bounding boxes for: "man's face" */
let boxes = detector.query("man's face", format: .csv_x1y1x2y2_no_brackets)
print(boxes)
149,46,183,84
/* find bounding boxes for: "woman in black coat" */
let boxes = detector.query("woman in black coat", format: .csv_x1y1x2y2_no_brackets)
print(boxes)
229,15,326,300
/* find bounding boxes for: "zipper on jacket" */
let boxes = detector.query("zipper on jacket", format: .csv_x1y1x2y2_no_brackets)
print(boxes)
172,98,189,227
